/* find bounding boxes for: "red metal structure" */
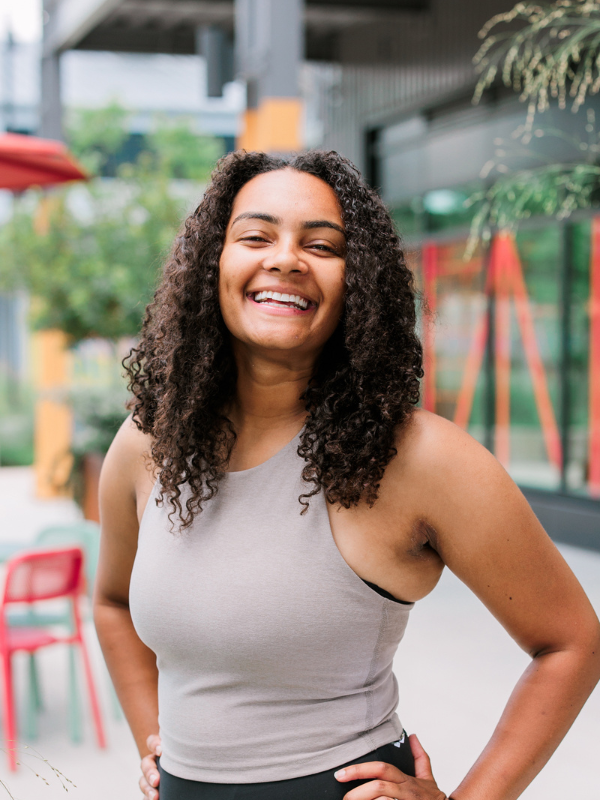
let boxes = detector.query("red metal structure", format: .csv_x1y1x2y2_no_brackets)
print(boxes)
453,260,492,431
493,234,512,467
590,218,600,496
0,133,87,191
423,232,562,471
0,547,106,770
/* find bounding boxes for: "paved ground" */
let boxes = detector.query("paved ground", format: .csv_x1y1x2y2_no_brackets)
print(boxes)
0,466,598,800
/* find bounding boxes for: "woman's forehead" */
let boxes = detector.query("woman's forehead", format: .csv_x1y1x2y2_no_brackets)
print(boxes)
229,169,342,224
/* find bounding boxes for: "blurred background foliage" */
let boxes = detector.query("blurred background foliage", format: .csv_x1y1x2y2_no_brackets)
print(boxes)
468,0,600,252
0,102,222,342
0,104,223,467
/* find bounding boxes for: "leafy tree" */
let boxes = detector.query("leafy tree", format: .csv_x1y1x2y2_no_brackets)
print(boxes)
147,116,224,181
0,104,224,468
66,101,131,174
0,104,224,343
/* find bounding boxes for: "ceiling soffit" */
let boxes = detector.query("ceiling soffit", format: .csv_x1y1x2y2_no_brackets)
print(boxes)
73,0,430,58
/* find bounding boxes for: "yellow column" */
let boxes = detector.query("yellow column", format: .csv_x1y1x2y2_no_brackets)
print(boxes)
33,329,73,498
237,97,303,153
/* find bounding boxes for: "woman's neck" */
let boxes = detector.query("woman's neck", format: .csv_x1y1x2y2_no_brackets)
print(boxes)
226,344,314,438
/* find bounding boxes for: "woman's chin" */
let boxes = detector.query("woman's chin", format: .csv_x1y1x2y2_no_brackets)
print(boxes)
233,330,317,357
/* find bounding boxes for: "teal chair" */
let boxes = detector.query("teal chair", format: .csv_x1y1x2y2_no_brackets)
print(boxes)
8,521,121,741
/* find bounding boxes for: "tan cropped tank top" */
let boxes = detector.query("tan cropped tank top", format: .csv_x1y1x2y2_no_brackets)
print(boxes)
129,431,414,783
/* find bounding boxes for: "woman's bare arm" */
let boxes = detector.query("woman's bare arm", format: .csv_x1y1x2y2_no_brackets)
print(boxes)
415,412,600,800
337,411,600,800
93,417,160,760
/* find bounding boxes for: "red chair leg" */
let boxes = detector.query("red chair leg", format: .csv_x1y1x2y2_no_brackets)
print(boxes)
77,639,106,748
1,653,17,771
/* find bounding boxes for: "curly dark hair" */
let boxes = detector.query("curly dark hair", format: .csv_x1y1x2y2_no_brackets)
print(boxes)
125,149,423,527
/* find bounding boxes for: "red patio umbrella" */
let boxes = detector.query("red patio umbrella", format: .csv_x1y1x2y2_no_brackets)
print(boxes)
0,132,87,190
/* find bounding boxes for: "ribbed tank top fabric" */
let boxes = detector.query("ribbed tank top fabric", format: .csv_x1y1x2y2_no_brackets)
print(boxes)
129,432,414,784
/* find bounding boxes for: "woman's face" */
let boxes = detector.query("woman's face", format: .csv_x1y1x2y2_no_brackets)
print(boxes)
219,168,346,361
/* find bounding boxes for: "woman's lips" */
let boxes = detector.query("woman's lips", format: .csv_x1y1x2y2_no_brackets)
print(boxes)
247,292,315,315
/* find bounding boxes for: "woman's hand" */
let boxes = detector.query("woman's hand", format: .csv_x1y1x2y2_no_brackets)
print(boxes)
335,734,447,800
139,734,162,799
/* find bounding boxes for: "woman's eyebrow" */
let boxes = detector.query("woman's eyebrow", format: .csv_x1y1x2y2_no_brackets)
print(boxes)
303,220,346,236
231,212,282,226
230,212,345,237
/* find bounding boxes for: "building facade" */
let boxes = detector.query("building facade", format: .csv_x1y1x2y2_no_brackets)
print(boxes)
25,0,600,543
319,0,600,547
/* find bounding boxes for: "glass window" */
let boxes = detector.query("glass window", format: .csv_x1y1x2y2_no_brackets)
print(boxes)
508,228,562,490
397,199,599,502
414,238,488,444
568,221,598,497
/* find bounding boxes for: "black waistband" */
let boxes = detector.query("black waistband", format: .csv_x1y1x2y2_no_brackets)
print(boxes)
157,736,415,800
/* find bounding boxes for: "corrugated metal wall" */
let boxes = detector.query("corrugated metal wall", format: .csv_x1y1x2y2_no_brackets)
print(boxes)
320,0,516,170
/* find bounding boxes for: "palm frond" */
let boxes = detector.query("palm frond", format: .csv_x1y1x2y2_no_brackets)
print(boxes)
474,0,600,126
465,159,600,258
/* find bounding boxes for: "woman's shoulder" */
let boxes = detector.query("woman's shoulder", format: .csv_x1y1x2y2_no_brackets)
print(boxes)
101,414,156,498
387,408,537,550
385,408,511,513
395,408,495,468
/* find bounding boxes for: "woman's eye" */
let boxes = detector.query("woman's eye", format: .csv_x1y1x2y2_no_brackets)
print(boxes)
242,236,268,243
310,244,338,254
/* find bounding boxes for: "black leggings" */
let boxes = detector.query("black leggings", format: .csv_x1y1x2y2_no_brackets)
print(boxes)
157,735,415,799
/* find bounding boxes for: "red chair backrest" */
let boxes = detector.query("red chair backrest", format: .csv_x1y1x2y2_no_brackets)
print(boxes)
2,547,84,604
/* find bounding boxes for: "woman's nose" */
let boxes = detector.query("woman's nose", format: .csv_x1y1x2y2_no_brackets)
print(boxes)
264,243,307,274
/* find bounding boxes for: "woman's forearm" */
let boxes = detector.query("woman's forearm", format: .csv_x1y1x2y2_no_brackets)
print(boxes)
451,640,600,800
94,600,159,757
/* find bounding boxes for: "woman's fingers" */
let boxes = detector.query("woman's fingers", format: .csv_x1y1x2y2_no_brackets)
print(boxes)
146,733,162,756
140,752,160,799
139,773,158,799
335,760,407,785
342,778,404,799
335,748,446,800
141,734,162,799
341,774,446,800
409,733,435,781
336,761,409,798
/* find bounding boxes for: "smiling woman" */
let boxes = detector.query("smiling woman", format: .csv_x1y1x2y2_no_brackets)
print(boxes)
120,151,422,520
93,150,600,800
218,169,347,369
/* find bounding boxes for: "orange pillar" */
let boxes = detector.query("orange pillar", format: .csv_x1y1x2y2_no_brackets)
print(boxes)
237,98,303,153
33,329,73,498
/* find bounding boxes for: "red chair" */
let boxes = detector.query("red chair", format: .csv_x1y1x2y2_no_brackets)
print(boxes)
0,547,106,770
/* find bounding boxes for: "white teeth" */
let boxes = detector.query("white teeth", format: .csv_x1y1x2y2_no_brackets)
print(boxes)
252,291,309,310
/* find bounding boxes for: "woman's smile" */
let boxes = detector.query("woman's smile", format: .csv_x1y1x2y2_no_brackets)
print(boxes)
247,288,316,314
218,168,346,357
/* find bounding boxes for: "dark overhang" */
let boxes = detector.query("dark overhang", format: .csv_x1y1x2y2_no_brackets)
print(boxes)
59,0,430,60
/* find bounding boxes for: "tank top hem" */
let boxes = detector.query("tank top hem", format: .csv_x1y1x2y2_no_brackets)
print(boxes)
157,717,403,784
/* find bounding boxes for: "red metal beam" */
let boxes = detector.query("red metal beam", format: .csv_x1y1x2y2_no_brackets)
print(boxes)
506,234,562,470
494,235,512,467
589,218,600,496
453,252,492,430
